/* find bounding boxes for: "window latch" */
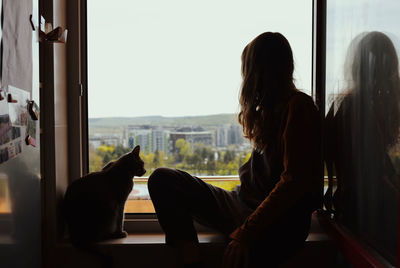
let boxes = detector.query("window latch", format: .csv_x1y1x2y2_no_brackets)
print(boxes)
79,84,84,96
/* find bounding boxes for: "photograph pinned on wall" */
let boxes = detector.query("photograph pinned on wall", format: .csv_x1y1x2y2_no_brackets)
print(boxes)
14,140,22,154
26,117,37,147
0,91,11,145
11,126,21,140
7,86,30,127
0,136,23,164
0,147,8,164
0,85,25,164
6,141,16,160
0,125,20,146
0,115,11,146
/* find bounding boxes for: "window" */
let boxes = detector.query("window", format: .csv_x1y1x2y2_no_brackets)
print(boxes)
87,0,312,213
325,0,400,265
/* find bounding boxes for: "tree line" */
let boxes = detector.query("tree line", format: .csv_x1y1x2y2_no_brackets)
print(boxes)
89,138,252,176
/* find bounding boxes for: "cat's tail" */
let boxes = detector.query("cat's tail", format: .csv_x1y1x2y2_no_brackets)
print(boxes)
72,240,113,268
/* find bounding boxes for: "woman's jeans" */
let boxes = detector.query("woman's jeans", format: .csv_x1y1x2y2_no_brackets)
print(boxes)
148,167,312,267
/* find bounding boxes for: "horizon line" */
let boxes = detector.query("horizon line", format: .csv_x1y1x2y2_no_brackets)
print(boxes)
88,112,238,120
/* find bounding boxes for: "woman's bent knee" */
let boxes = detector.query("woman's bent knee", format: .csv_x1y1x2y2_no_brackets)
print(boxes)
148,167,175,191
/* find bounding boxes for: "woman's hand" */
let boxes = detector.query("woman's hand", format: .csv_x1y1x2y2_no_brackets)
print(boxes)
222,239,249,268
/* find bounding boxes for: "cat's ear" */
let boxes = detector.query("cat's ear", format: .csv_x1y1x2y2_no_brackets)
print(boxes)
132,145,140,155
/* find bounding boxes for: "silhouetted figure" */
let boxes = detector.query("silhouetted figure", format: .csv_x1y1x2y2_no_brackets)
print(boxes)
148,32,322,268
326,31,400,264
63,145,146,268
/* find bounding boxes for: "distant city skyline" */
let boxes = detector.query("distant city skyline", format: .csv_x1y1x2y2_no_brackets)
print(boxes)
89,123,250,155
87,0,312,118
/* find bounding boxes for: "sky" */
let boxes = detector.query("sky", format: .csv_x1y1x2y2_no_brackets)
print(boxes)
87,0,312,118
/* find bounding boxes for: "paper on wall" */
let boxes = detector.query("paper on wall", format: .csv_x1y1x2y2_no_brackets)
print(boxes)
8,86,30,127
2,0,33,93
0,95,11,145
0,123,23,164
0,85,27,165
0,138,22,164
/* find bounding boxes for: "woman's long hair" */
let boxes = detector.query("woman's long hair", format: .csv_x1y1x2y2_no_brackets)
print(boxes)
346,31,400,149
238,32,296,152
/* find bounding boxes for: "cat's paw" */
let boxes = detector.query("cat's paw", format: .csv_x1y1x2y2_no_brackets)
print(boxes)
111,231,128,239
120,231,128,238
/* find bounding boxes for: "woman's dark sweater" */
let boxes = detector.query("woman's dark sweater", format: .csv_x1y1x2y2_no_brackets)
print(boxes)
230,91,323,243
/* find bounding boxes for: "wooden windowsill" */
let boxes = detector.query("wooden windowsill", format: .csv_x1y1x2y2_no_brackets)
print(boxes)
56,211,331,247
49,228,333,268
55,232,227,247
98,232,227,245
32,212,336,268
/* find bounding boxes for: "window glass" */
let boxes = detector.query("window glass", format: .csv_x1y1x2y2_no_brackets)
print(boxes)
325,0,400,264
88,0,312,213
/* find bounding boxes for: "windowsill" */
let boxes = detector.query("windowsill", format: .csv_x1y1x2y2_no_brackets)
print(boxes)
42,213,335,268
98,232,227,245
56,232,227,247
56,231,331,248
50,229,333,268
55,212,331,249
51,233,229,268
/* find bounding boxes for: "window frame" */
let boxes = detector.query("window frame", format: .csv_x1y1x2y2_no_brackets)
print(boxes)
77,0,319,232
63,0,399,266
66,0,88,181
75,0,389,241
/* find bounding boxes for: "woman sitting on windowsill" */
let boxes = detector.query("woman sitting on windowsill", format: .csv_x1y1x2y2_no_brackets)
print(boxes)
148,32,322,268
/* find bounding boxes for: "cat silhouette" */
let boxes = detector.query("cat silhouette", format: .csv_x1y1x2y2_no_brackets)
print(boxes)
63,145,145,267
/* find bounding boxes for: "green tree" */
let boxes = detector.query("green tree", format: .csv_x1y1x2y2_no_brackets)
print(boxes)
153,150,166,167
223,150,235,163
88,139,252,178
114,144,130,157
89,147,104,172
141,152,155,175
175,138,191,162
96,144,115,166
